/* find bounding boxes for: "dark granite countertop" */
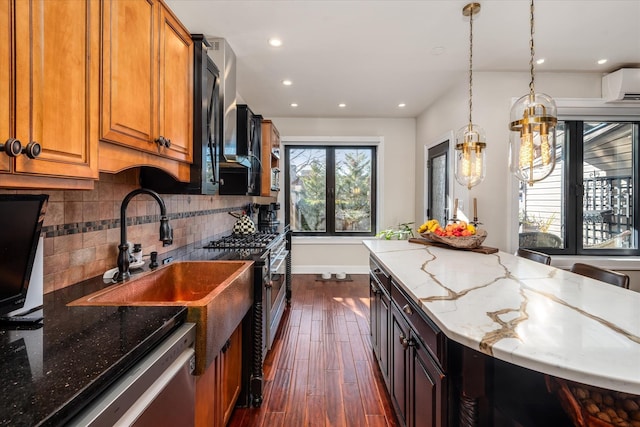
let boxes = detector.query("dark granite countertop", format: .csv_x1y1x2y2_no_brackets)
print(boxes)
0,272,187,427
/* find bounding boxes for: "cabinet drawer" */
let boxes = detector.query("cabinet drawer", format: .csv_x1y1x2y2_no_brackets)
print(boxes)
369,257,391,295
392,280,447,371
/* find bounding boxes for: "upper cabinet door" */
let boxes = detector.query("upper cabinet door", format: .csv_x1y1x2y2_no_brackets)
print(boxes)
157,4,193,163
0,0,12,173
101,0,158,151
13,0,99,179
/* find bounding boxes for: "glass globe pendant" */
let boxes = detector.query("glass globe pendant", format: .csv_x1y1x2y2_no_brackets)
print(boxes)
454,3,486,190
455,123,486,189
508,0,557,186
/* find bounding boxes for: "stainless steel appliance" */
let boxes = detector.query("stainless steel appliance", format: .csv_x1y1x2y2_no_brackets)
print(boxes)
219,104,261,195
204,226,291,407
69,323,196,426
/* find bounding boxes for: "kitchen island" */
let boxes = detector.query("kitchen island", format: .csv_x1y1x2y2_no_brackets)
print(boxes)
364,239,640,426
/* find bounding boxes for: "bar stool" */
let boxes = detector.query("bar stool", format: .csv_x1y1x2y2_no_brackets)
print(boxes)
516,248,551,265
570,262,630,289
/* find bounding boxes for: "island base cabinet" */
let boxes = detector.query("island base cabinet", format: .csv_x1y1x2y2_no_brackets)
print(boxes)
195,324,242,427
391,301,447,427
391,304,410,425
370,271,390,387
413,337,447,427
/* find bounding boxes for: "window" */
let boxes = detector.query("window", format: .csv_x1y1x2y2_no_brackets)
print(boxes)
519,120,639,255
285,146,377,236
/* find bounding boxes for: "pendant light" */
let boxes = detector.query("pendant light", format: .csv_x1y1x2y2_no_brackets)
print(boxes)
509,0,557,186
454,3,486,190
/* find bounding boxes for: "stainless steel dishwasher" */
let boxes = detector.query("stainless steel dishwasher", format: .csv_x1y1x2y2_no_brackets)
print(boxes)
69,323,196,426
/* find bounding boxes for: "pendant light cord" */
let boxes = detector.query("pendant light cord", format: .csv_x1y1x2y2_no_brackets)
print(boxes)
468,5,474,126
529,0,536,96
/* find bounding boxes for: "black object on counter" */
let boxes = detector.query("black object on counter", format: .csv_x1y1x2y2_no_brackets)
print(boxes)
0,194,48,320
149,251,159,269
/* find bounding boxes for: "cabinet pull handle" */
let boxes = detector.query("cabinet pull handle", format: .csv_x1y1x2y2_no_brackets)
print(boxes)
399,333,414,350
221,338,231,353
1,138,22,157
165,138,171,148
402,304,413,316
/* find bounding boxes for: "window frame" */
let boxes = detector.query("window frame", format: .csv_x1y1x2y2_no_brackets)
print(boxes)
523,119,640,256
284,144,378,237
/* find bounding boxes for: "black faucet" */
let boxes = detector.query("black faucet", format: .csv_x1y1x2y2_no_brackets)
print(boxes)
115,188,173,282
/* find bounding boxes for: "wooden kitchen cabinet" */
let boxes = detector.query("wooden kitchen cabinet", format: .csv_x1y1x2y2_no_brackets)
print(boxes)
0,0,10,174
195,324,242,427
1,0,99,189
100,0,193,181
260,119,281,196
220,324,243,425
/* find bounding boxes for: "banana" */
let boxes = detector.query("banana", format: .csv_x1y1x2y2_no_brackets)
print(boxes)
418,219,440,233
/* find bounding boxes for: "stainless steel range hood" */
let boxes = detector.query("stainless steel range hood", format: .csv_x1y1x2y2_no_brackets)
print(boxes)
207,37,240,162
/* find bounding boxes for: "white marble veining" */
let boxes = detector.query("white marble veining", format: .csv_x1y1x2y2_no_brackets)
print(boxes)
364,239,640,394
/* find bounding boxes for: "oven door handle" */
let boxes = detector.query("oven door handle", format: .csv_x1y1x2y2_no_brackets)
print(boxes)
270,250,289,272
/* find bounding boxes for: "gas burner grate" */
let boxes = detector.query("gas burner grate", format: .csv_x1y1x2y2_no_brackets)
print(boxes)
204,232,280,250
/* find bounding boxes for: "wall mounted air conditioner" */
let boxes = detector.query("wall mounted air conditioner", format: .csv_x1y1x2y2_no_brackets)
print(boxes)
602,68,640,102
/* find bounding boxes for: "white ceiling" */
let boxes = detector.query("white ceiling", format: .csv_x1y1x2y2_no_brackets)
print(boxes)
166,0,640,119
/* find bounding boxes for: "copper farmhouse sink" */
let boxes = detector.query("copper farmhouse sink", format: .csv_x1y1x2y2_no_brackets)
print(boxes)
68,261,254,374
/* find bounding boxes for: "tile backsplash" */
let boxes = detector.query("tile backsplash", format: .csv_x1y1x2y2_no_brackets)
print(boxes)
1,169,254,294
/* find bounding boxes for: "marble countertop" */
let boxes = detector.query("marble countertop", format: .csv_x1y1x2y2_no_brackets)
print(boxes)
0,275,187,427
364,239,640,394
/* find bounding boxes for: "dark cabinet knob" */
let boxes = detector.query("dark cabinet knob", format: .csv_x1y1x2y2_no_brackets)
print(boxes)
154,136,171,148
399,333,414,350
22,141,41,159
1,138,22,157
402,304,413,316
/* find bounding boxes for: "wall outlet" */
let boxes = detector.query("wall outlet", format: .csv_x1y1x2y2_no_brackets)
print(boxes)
162,256,173,265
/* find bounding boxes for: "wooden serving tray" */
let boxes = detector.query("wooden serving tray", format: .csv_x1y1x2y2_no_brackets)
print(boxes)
408,237,499,254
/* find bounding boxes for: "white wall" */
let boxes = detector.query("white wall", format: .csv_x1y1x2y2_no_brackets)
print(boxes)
415,71,603,251
270,117,416,274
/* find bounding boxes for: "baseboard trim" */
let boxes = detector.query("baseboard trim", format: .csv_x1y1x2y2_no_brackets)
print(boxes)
292,264,369,275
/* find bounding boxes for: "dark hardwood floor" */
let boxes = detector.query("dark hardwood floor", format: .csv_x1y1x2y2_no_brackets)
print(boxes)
228,274,399,427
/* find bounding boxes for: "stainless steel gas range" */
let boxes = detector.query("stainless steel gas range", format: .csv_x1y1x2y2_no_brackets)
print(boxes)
204,226,291,406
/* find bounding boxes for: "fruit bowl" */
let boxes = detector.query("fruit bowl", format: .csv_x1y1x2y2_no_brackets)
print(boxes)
546,376,640,427
420,228,488,249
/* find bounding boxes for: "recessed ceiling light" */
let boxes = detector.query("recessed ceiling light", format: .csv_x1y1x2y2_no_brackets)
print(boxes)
268,38,282,47
290,103,298,107
338,103,346,108
398,103,406,108
536,58,545,65
431,46,445,56
598,59,608,65
282,79,292,86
